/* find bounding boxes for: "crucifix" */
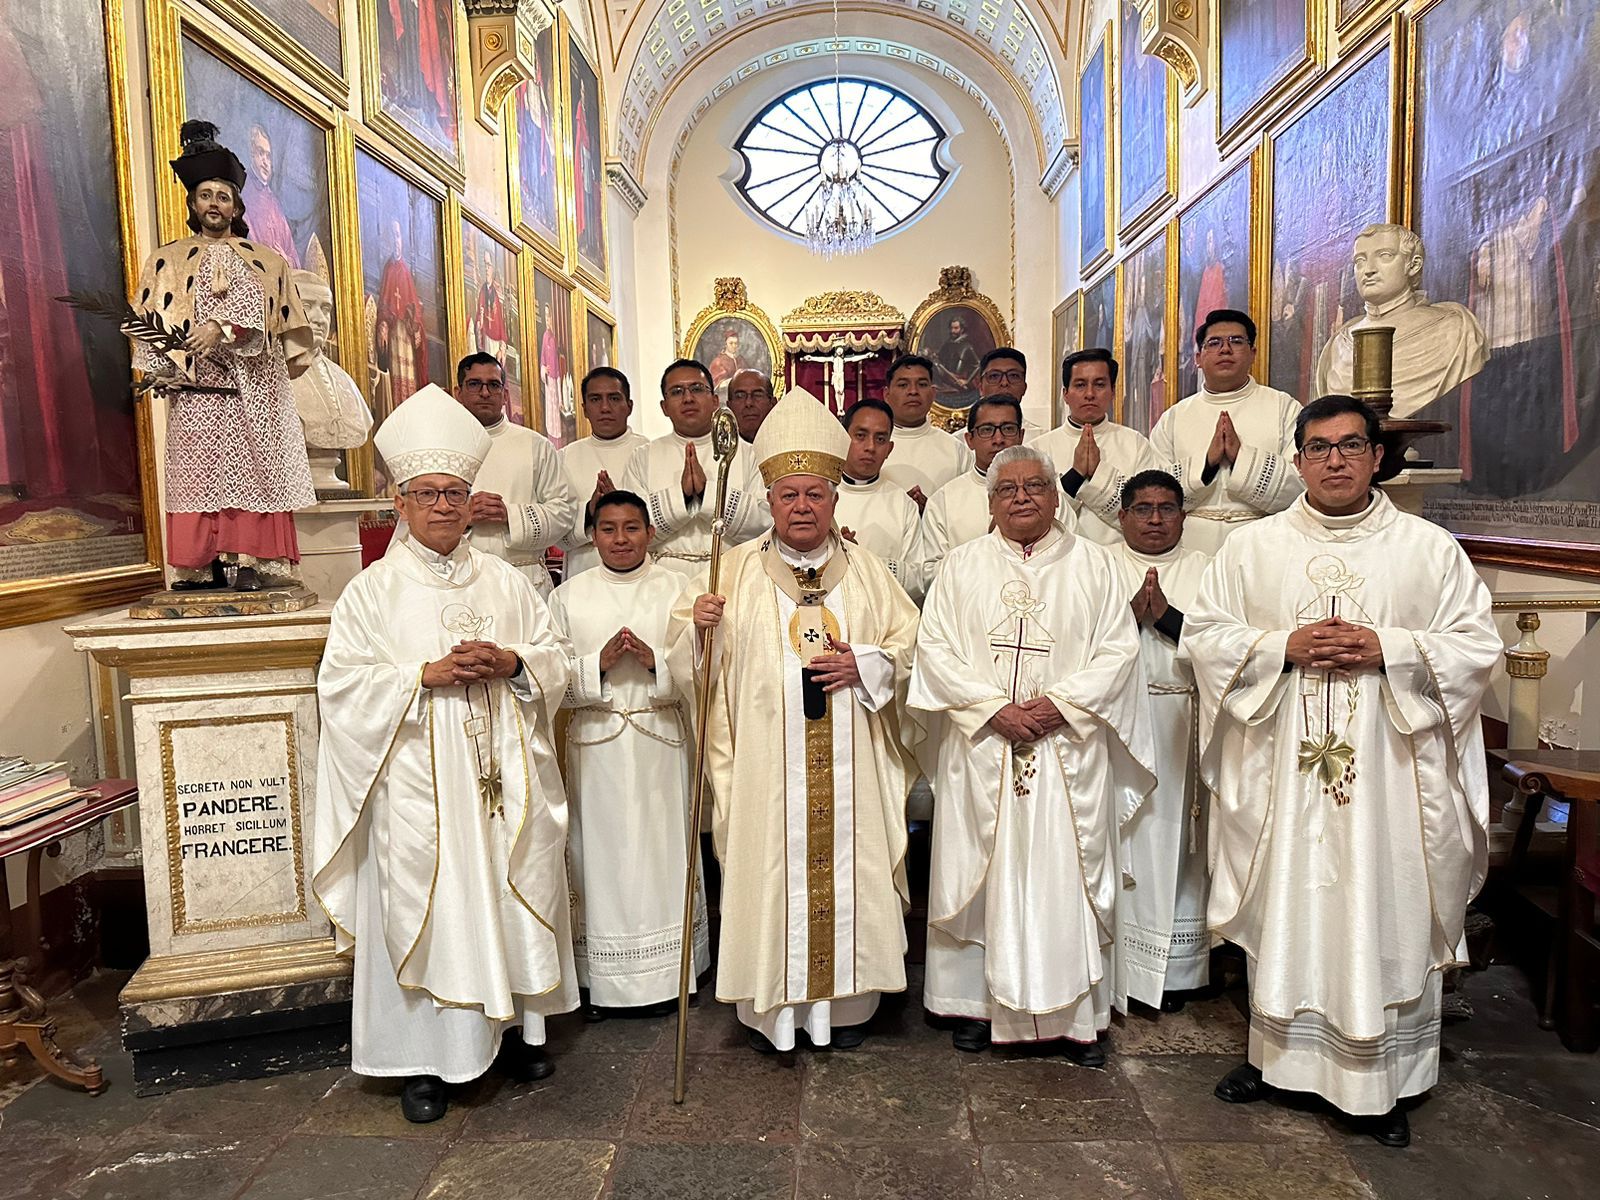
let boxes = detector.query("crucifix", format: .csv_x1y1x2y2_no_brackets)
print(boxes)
797,346,876,414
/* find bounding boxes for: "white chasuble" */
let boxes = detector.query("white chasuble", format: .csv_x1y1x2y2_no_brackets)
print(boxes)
1034,420,1165,546
913,470,1076,593
314,538,579,1081
548,561,710,1006
880,421,973,498
1181,492,1498,1114
1148,382,1303,555
468,418,578,596
558,430,650,577
1111,543,1212,1005
834,476,923,601
666,534,922,1049
621,431,769,575
910,527,1155,1042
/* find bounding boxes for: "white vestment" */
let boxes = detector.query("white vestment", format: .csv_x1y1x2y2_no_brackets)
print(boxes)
880,421,973,498
1181,492,1498,1114
913,469,1075,591
666,534,922,1050
835,475,924,601
548,561,709,1006
621,431,769,575
558,429,650,577
314,537,579,1082
911,526,1155,1042
1148,382,1303,555
468,417,578,596
1111,543,1212,1004
1035,419,1165,546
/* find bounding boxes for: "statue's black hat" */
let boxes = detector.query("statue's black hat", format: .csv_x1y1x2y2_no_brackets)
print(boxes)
170,120,246,191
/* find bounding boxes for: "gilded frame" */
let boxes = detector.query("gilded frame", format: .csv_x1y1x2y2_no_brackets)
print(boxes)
1115,1,1178,243
1049,291,1081,428
579,296,617,379
524,257,581,444
560,12,611,300
0,0,162,629
907,272,1014,426
190,0,348,104
680,281,784,398
1333,0,1406,58
1079,24,1114,276
450,198,531,426
1115,221,1175,434
505,15,568,273
354,0,467,189
1214,0,1324,154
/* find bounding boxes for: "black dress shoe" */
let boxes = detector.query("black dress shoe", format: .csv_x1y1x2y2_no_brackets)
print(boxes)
171,559,229,591
951,1019,991,1053
1159,991,1187,1013
1060,1038,1107,1068
1361,1106,1410,1148
400,1075,447,1123
830,1023,869,1050
747,1028,779,1054
1214,1061,1267,1104
233,566,263,592
498,1034,556,1083
582,1004,608,1023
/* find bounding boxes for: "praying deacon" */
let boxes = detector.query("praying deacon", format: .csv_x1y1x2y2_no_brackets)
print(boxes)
454,353,576,596
621,359,769,575
549,490,709,1015
668,388,922,1053
1182,396,1498,1147
1149,310,1302,554
834,399,923,599
879,354,973,509
1110,470,1212,1011
313,386,578,1124
559,367,649,577
912,445,1153,1063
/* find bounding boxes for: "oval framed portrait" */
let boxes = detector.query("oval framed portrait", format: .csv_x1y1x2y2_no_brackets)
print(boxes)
906,270,1011,426
680,279,783,397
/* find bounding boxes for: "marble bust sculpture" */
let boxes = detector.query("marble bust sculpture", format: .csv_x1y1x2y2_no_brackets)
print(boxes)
1315,223,1488,419
290,271,374,490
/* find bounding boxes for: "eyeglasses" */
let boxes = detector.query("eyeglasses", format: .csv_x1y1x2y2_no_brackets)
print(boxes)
1128,502,1181,519
1201,335,1251,351
981,369,1025,384
730,388,770,403
462,378,505,394
665,382,712,400
402,486,470,508
992,479,1053,500
972,422,1023,439
1300,436,1372,462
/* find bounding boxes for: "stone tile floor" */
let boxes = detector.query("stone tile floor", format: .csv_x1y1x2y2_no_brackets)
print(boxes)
0,964,1595,1199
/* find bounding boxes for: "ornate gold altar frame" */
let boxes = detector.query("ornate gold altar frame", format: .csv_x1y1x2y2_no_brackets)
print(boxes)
190,0,349,105
0,0,162,629
682,279,784,396
355,0,468,189
1080,23,1114,277
1115,4,1179,244
1254,17,1406,386
505,18,569,275
1214,0,1324,155
560,11,611,301
907,268,1013,432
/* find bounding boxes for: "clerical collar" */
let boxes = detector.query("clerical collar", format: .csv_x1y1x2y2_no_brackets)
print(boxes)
671,429,713,447
1300,491,1379,528
776,537,833,570
1201,379,1255,403
842,473,879,487
484,416,510,436
1066,414,1108,430
600,558,650,580
895,420,930,434
1003,524,1061,560
593,429,632,443
1364,291,1420,319
407,536,471,580
1124,543,1182,565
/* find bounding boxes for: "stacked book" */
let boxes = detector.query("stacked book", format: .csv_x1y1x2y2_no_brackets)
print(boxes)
0,757,94,841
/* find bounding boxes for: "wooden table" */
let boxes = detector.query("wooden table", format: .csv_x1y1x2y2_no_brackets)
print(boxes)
0,779,137,1092
1489,750,1600,1052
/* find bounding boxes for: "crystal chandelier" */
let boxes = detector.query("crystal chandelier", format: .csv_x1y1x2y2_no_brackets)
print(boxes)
802,0,874,258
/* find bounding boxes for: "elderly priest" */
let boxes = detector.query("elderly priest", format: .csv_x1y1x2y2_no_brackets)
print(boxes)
1182,395,1498,1147
911,445,1154,1063
314,386,578,1124
669,388,922,1053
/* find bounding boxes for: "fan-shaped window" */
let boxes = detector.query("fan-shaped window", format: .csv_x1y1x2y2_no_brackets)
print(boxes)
734,79,949,237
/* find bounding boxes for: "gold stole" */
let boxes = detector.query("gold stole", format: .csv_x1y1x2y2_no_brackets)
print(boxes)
760,535,848,999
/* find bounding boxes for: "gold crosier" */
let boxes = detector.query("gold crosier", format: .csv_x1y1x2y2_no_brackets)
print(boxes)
672,407,741,1103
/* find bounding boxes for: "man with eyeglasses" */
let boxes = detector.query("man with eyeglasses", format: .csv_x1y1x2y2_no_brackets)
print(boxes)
1183,395,1497,1148
452,353,576,596
973,347,1045,438
879,354,974,510
1148,309,1303,555
1036,349,1165,546
315,385,578,1124
620,359,768,575
728,368,777,443
559,367,649,577
1109,470,1212,1015
912,444,1154,1062
913,397,1070,590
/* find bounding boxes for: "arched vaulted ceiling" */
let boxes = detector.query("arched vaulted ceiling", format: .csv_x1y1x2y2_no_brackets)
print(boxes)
589,0,1076,182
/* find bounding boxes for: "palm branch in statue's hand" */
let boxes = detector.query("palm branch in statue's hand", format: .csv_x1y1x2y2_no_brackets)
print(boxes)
55,290,237,395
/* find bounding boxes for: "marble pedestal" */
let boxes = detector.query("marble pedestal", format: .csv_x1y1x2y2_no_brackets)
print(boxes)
294,498,390,604
68,607,351,1093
